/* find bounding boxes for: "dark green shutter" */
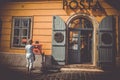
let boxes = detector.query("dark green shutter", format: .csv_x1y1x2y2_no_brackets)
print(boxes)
52,16,66,65
98,16,116,69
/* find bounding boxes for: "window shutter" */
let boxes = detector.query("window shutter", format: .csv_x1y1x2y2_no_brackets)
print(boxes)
52,16,66,65
98,16,116,69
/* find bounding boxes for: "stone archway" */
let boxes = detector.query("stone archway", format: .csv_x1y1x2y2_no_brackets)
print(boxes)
66,13,99,66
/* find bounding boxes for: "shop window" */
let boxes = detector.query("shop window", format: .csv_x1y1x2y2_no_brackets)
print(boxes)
11,17,32,48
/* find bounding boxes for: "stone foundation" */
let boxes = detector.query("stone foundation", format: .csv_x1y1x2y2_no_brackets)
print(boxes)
0,53,43,68
116,56,120,68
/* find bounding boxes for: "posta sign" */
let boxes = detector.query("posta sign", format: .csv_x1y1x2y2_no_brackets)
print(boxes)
63,0,103,11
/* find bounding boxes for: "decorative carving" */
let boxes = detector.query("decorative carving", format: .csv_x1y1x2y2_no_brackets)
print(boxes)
69,0,78,9
101,33,112,44
54,32,64,43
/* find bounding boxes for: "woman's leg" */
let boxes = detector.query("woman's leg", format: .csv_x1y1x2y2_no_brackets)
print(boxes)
29,62,33,70
29,57,34,70
26,58,29,67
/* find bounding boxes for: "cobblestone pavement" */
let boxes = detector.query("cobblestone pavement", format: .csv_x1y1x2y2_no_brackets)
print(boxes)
29,69,120,80
1,66,120,80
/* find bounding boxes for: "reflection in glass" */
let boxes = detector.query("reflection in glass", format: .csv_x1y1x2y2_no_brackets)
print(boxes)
13,37,19,44
69,18,93,29
22,29,27,36
21,37,27,45
14,29,19,36
14,19,20,27
22,19,29,27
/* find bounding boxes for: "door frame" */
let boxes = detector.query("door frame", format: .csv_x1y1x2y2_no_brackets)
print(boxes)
66,13,99,66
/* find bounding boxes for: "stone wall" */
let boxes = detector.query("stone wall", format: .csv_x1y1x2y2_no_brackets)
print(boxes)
116,56,120,68
0,53,43,68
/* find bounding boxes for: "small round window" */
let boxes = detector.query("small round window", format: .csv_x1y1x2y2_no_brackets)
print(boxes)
101,33,112,44
54,32,64,43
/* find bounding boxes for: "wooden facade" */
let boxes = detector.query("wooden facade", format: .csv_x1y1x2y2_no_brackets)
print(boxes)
0,0,120,68
0,1,68,55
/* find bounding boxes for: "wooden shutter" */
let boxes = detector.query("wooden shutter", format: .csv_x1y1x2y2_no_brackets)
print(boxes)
98,16,116,69
52,16,66,65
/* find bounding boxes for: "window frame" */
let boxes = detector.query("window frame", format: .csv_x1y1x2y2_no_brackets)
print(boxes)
11,16,33,49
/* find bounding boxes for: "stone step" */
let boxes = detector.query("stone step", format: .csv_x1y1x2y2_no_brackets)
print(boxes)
60,68,103,72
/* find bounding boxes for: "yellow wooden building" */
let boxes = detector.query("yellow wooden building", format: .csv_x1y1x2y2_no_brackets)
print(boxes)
0,0,120,69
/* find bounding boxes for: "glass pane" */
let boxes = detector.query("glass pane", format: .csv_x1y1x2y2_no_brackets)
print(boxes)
14,19,20,28
69,18,93,29
22,29,27,36
13,37,19,45
71,31,78,41
84,19,93,28
22,19,30,27
12,17,31,48
14,29,19,36
69,19,80,28
69,31,79,50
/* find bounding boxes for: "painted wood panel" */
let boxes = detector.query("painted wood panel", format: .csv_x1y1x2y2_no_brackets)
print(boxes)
0,41,10,48
2,22,12,29
2,29,11,35
0,1,62,10
33,29,52,36
0,1,66,55
101,2,114,8
38,42,52,49
43,50,51,55
34,23,52,29
0,42,51,50
1,35,10,41
34,16,52,22
0,41,52,54
0,47,25,53
106,9,119,15
0,9,67,16
0,16,12,22
0,0,119,55
33,36,52,42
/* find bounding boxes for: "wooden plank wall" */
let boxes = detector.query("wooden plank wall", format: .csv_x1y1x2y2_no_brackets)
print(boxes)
0,1,68,55
0,0,119,55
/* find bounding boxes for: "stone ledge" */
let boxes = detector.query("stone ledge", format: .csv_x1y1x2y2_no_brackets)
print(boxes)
60,68,104,72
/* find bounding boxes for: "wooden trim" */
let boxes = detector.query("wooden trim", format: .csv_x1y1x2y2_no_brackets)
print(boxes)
118,16,120,56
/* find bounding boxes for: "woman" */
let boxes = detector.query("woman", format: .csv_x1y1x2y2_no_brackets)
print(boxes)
25,39,35,71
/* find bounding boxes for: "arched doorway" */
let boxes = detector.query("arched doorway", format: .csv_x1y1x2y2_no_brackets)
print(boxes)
66,13,99,65
52,15,116,69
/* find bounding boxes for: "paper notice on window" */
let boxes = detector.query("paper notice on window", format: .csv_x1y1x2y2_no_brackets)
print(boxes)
72,44,78,50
